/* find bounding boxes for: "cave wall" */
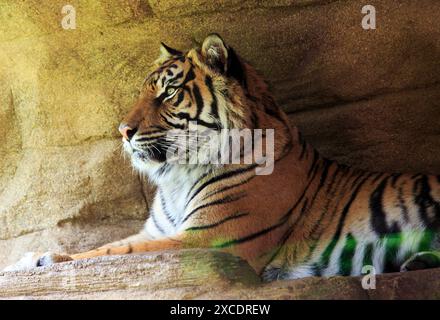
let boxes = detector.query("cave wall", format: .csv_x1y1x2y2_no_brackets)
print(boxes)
1,0,440,269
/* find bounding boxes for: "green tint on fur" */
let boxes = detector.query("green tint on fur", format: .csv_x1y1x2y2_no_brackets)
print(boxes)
339,233,357,275
384,233,403,272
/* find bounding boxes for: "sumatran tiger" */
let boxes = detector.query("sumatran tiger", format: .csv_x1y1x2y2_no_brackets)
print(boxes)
4,34,440,280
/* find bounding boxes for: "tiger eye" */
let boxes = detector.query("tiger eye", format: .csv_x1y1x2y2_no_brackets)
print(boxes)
167,87,175,95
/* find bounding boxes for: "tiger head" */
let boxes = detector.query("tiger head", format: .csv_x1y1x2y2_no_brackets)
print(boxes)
120,34,291,179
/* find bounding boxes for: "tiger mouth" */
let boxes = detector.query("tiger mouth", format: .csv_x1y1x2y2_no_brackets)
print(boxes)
132,144,168,163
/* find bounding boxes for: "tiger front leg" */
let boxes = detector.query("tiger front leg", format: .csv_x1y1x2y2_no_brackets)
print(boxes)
2,233,185,271
69,236,185,260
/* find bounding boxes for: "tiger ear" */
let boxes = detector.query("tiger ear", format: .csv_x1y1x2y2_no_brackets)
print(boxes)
159,42,182,59
201,33,229,73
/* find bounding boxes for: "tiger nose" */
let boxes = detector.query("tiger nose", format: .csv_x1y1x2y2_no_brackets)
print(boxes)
119,124,137,141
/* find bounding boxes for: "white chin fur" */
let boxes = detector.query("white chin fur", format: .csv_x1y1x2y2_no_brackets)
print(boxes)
124,140,168,180
123,139,216,186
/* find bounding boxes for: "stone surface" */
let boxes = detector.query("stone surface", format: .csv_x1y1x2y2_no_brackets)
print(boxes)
1,0,440,297
0,250,439,299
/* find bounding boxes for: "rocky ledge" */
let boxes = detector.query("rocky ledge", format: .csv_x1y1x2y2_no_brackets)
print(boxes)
0,249,439,300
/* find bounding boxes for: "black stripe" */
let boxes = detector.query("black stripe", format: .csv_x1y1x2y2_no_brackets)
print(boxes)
261,207,298,260
170,70,184,83
145,125,167,132
205,76,219,120
142,127,166,134
292,161,333,262
260,200,309,270
317,173,372,271
363,243,373,267
307,159,332,209
160,191,176,227
307,150,320,177
182,68,195,85
339,233,357,276
186,212,249,231
136,134,166,142
264,103,284,124
202,175,255,200
383,232,403,273
397,184,410,223
313,169,365,261
317,159,332,191
173,111,219,129
226,47,247,89
155,91,169,106
173,90,185,106
213,215,289,249
187,170,213,198
196,118,221,130
370,172,384,184
262,163,326,269
350,170,368,188
304,165,345,260
391,173,402,188
160,114,185,129
250,111,259,129
192,84,204,118
276,157,324,225
369,176,391,236
182,192,246,223
298,132,307,160
156,163,171,177
413,175,440,229
186,165,257,207
174,111,190,120
164,110,174,118
151,212,166,235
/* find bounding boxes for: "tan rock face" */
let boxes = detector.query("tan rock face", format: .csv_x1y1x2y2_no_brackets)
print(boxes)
0,0,440,278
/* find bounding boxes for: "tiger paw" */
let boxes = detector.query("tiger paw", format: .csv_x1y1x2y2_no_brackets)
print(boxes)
2,251,73,272
36,252,73,267
400,251,440,272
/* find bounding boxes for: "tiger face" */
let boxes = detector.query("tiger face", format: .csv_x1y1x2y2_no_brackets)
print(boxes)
120,34,255,174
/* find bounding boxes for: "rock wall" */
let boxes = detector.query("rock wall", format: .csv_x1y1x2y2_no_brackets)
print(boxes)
1,0,440,269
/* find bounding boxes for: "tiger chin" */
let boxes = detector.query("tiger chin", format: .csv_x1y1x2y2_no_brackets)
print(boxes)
4,34,440,281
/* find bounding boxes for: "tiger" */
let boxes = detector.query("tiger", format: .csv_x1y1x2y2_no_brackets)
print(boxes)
4,33,440,280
